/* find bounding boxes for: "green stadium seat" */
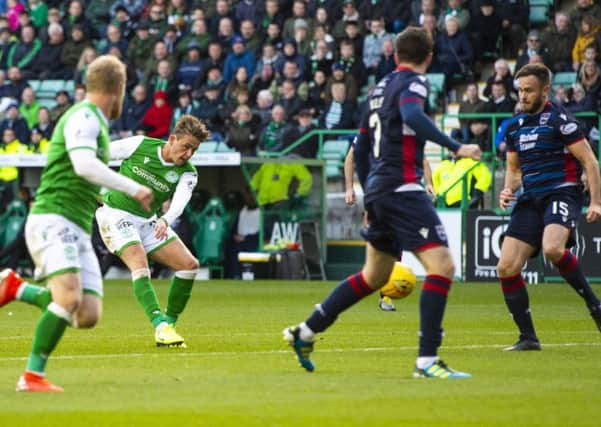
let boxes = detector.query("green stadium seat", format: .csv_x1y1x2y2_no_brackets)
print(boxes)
192,197,227,277
552,72,577,87
38,98,57,110
216,141,235,152
529,5,549,24
28,80,41,92
321,139,350,180
37,80,65,98
63,80,75,94
425,73,445,111
197,141,218,153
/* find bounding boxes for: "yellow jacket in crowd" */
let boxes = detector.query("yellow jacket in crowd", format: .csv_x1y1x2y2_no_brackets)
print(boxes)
433,157,492,207
0,138,33,182
251,163,313,206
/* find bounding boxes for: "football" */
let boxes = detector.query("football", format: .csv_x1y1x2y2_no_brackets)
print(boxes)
380,262,416,299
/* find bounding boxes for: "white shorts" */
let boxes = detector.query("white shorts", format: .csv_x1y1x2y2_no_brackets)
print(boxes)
25,213,103,297
95,204,177,256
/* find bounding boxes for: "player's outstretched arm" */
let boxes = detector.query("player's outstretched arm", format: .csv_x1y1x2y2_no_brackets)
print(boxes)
109,136,145,160
499,151,521,209
344,146,356,205
568,139,601,222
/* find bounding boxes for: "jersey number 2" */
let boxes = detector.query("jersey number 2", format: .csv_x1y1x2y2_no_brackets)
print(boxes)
369,112,382,158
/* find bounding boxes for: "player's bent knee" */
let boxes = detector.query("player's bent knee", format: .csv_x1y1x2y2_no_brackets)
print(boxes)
542,244,564,263
497,258,521,278
184,257,200,271
131,267,151,280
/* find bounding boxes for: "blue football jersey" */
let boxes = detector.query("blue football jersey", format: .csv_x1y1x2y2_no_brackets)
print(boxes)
359,67,430,204
504,102,585,196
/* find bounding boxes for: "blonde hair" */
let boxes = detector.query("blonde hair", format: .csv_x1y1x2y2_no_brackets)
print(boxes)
86,55,126,94
172,115,210,143
77,47,97,70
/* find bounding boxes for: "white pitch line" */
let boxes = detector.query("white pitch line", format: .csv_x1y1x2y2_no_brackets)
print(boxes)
1,342,601,362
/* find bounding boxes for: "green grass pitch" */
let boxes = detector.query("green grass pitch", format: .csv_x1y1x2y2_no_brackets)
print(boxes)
0,280,600,427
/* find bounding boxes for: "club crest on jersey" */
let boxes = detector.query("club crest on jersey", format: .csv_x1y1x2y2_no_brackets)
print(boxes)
435,225,447,242
144,156,151,164
539,113,550,125
560,122,578,135
409,82,427,97
165,170,179,183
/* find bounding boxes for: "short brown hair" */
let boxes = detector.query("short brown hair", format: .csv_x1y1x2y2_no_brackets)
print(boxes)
395,26,433,65
86,55,126,94
515,63,551,86
172,115,210,143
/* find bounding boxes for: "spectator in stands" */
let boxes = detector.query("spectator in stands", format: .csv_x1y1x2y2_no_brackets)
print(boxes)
363,17,394,77
253,89,274,127
541,12,577,73
553,85,570,106
209,0,236,35
236,0,262,29
250,161,312,209
293,18,311,57
307,39,333,81
570,0,601,29
484,59,515,99
276,38,305,78
264,22,283,51
437,0,470,32
85,0,112,37
37,7,60,44
6,24,40,80
4,66,28,100
126,21,153,76
30,0,48,30
30,126,50,153
31,106,53,141
283,0,313,39
375,38,395,82
110,0,145,21
455,82,488,144
170,90,199,130
0,128,30,194
113,5,134,40
515,30,549,71
226,104,260,155
342,20,364,59
141,90,173,138
333,0,362,40
326,63,358,104
259,104,290,152
74,84,86,103
6,0,25,33
177,42,204,93
578,59,601,102
282,108,319,158
224,188,260,279
482,80,514,150
241,19,263,55
19,87,39,130
195,41,225,90
497,0,528,58
147,3,167,39
338,38,367,87
200,65,227,100
260,0,285,36
250,62,277,103
431,16,473,82
216,17,235,52
143,40,177,86
225,66,250,104
61,24,92,71
280,60,306,91
74,46,97,85
308,69,328,117
277,78,305,121
471,0,503,61
223,35,256,83
567,82,596,135
117,84,151,138
146,59,177,105
50,90,72,122
62,0,95,40
162,24,178,55
0,103,30,145
34,22,70,80
313,3,338,28
175,19,209,60
0,27,12,70
410,0,438,26
98,23,128,55
255,43,281,77
432,153,492,208
196,85,225,140
320,82,356,130
573,15,600,71
421,13,438,42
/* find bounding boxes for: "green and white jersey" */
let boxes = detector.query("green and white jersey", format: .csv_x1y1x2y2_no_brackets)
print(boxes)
104,136,197,219
31,101,110,234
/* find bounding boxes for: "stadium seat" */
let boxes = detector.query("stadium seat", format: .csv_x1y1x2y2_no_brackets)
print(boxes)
321,139,350,180
38,98,57,110
552,72,577,87
529,5,549,24
28,80,42,92
0,200,27,248
425,73,445,111
215,141,235,152
37,80,65,98
63,80,75,94
192,197,226,277
197,141,218,153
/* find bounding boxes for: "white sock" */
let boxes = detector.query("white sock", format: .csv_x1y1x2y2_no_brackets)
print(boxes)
15,281,28,300
156,321,168,332
298,322,315,342
416,356,438,369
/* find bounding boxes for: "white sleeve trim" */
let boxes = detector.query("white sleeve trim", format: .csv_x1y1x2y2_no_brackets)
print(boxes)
64,107,101,152
162,171,197,225
69,149,142,196
110,135,145,160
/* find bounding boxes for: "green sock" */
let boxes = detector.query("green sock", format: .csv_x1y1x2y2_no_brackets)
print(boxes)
132,277,164,327
165,275,194,324
18,283,52,310
26,303,69,373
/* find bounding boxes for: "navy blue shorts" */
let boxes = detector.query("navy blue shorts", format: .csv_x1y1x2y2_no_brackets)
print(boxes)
504,188,582,253
363,191,448,258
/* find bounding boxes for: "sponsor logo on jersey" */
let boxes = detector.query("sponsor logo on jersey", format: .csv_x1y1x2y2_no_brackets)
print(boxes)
165,170,179,183
519,133,538,143
408,82,427,97
560,122,578,135
435,225,447,242
132,166,170,192
519,142,536,151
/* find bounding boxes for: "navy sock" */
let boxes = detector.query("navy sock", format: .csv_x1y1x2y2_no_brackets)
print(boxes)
305,272,373,333
554,250,600,309
419,275,451,357
501,274,537,340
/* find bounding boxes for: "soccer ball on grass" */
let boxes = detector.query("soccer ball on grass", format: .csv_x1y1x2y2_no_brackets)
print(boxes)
380,262,416,299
